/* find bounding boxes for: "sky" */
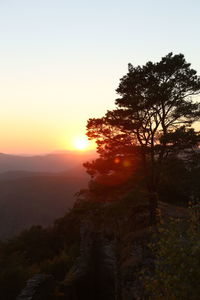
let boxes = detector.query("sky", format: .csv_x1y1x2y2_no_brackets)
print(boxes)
0,0,200,154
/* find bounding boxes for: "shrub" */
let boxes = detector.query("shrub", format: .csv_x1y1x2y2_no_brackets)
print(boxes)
143,205,200,299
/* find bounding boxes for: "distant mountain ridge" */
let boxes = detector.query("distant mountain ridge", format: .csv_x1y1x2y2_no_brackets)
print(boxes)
0,150,96,239
0,150,97,173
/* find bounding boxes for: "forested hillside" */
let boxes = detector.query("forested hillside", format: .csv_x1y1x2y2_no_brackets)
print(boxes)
0,151,97,239
0,173,88,239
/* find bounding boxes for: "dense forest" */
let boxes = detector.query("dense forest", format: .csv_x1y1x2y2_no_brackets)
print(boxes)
1,53,200,300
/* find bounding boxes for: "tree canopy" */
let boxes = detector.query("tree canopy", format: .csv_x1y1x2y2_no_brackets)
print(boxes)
85,53,200,221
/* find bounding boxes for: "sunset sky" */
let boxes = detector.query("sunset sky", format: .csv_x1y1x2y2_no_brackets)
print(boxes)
0,0,200,154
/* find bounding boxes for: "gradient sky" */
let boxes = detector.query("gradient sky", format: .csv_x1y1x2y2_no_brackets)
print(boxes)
0,0,200,154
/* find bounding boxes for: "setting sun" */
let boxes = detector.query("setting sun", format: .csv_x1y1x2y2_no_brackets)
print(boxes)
73,136,89,151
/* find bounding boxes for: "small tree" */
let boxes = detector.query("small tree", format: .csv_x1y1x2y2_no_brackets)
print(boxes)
86,53,200,222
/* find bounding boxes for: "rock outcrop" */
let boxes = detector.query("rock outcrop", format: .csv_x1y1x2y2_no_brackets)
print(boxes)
17,201,153,300
16,274,55,300
60,202,151,300
60,220,116,300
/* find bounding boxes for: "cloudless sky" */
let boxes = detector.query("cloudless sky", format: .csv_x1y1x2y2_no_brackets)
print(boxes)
0,0,200,154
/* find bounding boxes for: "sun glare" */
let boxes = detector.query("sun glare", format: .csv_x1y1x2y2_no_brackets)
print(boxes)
73,136,89,151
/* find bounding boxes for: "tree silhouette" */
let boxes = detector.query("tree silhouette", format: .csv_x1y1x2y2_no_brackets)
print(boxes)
86,53,200,223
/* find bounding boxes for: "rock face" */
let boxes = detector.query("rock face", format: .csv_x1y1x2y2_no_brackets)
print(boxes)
61,220,116,300
16,274,55,300
61,203,151,300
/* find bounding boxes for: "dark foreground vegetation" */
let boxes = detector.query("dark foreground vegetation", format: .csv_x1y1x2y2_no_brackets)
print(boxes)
1,53,200,299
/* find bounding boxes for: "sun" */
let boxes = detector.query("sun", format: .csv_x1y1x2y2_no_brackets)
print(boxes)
73,136,89,151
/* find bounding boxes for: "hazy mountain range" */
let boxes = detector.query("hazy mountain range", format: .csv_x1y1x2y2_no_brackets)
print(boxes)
0,151,96,239
0,150,97,174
